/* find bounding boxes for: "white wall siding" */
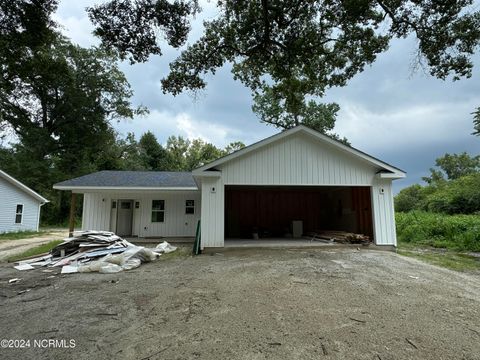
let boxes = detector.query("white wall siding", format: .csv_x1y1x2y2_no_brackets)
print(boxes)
82,193,111,231
0,177,41,233
220,133,377,186
200,177,224,248
371,179,397,246
199,131,398,248
81,191,201,237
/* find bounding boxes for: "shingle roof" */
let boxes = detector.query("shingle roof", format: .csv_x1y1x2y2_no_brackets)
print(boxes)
53,171,197,189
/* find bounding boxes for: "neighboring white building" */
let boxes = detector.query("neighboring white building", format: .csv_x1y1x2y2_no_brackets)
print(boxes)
0,170,49,233
54,126,406,248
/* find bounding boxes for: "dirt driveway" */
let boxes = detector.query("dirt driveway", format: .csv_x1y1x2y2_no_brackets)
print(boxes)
0,230,68,261
0,248,479,360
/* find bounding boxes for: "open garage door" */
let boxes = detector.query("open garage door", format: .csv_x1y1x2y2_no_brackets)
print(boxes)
225,186,373,240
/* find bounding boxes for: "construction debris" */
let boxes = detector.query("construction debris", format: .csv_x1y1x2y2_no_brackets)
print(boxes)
308,230,371,245
12,231,177,275
14,264,34,271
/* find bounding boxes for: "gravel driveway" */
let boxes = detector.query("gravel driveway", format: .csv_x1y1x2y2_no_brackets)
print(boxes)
0,248,479,360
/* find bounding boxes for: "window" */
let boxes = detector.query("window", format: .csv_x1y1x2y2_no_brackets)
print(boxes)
186,200,195,214
151,200,165,222
15,204,23,224
120,201,131,209
112,201,117,209
135,201,140,209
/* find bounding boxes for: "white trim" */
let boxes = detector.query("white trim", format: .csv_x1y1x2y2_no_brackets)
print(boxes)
376,172,406,179
151,199,166,223
15,203,24,225
0,170,49,203
193,125,406,178
185,199,195,215
53,185,199,191
37,202,46,232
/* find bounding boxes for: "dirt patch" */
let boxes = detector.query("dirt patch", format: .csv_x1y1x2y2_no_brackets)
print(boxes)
0,248,479,360
0,230,68,262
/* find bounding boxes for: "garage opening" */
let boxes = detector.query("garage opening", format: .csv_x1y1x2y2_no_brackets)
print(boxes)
225,186,373,241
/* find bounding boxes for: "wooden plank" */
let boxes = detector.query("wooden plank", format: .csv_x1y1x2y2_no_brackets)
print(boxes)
68,192,77,237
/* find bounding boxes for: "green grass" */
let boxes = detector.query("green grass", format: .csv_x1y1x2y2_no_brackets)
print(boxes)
0,230,47,241
396,211,480,251
396,211,480,272
159,245,192,260
398,248,480,272
7,240,63,262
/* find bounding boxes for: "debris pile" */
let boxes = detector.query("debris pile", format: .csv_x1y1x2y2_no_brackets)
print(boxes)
309,230,371,245
13,231,177,274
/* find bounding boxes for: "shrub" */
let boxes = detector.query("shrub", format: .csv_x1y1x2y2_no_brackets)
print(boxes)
396,211,480,251
424,173,480,214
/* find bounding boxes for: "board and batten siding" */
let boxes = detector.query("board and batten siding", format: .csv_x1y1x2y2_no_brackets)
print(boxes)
0,176,41,233
200,132,398,248
200,177,224,248
81,191,201,237
371,179,397,246
221,133,377,186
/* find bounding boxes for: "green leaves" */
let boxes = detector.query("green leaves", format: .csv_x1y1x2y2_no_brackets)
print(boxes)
88,0,198,63
252,84,347,142
473,107,480,135
88,0,480,136
395,153,480,215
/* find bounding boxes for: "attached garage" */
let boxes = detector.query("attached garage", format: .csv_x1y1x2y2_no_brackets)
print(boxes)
54,125,405,249
224,185,373,239
193,125,405,249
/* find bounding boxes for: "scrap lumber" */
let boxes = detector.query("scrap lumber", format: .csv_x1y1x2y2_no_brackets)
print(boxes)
12,230,178,275
311,230,371,244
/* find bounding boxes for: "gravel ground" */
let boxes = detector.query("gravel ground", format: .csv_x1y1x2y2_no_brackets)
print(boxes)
0,248,479,360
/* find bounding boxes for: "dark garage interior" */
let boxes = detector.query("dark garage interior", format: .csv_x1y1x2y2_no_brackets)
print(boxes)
225,185,373,240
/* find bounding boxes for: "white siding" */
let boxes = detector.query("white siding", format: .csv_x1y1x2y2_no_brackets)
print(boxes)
0,177,41,233
220,133,377,186
200,177,224,248
81,191,201,237
371,179,397,246
82,193,111,231
199,131,398,248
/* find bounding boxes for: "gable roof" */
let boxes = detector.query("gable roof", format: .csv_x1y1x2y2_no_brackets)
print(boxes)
0,170,49,203
53,171,198,191
193,125,406,178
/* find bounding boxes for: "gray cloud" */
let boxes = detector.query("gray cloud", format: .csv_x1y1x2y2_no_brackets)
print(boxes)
55,1,480,193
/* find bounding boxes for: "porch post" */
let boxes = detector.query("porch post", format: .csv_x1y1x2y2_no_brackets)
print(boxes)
68,192,77,237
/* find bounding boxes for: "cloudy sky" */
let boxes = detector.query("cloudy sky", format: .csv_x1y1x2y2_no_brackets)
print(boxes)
54,1,480,193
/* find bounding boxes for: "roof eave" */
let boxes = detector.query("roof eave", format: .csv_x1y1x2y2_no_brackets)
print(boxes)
52,185,199,192
376,172,406,180
0,170,49,203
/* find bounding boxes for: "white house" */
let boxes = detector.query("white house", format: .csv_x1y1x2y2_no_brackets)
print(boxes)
0,170,49,233
53,126,406,249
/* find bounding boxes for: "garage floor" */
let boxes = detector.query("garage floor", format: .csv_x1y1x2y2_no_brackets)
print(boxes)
223,238,371,250
0,248,479,360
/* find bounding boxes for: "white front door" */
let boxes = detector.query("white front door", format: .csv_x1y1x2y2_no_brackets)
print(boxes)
116,200,133,236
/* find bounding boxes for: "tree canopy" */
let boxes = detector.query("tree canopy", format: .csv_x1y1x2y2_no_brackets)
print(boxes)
422,152,480,184
395,152,480,214
88,0,480,133
0,0,145,224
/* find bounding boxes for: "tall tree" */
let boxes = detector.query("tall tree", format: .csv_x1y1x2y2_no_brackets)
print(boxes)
0,0,145,223
138,131,170,170
89,0,480,132
165,136,244,171
422,152,480,184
